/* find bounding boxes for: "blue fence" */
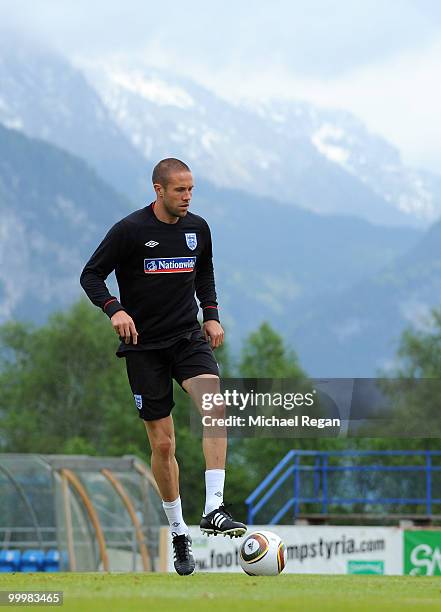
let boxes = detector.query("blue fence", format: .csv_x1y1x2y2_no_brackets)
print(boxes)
245,450,441,524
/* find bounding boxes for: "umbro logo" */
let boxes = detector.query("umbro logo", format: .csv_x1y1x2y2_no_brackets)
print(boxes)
145,240,159,247
215,491,222,497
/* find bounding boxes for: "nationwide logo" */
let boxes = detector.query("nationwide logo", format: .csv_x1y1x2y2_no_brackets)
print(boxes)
144,257,196,273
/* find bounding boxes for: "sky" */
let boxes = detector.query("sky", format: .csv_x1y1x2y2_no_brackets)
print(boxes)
1,0,441,172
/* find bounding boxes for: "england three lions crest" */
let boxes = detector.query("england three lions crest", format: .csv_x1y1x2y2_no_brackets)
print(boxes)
185,233,197,250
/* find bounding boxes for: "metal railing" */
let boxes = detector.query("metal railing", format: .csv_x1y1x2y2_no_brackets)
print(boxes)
245,450,441,524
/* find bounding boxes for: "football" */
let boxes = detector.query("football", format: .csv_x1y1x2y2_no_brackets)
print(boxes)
239,530,287,576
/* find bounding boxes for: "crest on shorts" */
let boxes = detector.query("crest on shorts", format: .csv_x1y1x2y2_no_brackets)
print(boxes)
134,394,143,410
185,233,197,250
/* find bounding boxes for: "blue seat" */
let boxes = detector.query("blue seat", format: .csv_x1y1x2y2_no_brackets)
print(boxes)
43,549,60,572
0,549,21,572
20,549,44,572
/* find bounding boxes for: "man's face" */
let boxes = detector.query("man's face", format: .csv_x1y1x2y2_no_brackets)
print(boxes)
159,171,194,218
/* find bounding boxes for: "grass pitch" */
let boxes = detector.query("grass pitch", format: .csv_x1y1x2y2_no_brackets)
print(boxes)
1,572,440,611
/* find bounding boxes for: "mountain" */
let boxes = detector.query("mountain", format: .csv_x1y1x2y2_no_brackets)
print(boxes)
193,180,419,339
0,38,147,203
0,123,132,322
1,39,438,375
0,124,419,365
83,63,441,228
289,218,441,376
1,38,440,229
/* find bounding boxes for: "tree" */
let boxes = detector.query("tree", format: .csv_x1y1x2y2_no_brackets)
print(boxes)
375,307,441,445
2,308,374,523
0,299,146,456
228,323,308,514
0,300,237,522
394,308,441,378
239,322,304,378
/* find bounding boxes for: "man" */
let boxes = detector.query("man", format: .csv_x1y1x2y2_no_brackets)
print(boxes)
80,158,246,576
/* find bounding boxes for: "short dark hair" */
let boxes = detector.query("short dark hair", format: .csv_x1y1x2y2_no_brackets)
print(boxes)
152,158,191,187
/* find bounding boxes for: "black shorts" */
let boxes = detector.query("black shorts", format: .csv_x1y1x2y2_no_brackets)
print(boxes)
124,330,219,421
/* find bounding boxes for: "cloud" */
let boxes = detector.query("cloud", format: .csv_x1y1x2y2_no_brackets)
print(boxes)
1,0,441,171
277,39,441,173
0,0,439,76
168,37,441,174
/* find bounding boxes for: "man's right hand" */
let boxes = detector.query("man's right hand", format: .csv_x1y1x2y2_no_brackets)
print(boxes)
111,311,139,345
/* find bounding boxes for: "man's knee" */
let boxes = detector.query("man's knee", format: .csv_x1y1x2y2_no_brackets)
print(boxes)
151,434,175,458
208,402,225,420
144,418,176,458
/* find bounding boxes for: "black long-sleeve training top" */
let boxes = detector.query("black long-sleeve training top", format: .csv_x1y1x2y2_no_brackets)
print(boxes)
80,203,220,356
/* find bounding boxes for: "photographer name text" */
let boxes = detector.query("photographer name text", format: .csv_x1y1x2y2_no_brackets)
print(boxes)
201,415,341,429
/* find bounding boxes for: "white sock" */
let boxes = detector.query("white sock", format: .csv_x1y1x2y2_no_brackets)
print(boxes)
162,496,188,536
204,469,225,515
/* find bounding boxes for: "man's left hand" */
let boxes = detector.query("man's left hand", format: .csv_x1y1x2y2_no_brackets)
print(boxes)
203,320,224,349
